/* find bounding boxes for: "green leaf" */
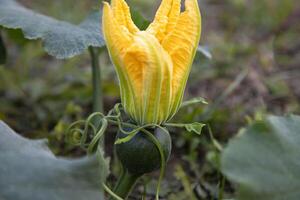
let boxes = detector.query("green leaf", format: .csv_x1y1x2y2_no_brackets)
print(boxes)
0,121,109,200
184,122,206,135
0,33,6,64
221,115,300,200
5,28,29,45
0,0,104,59
165,122,205,135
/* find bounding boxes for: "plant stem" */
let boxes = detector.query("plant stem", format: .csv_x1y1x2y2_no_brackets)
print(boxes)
89,47,103,113
109,170,140,200
89,47,104,145
0,32,7,65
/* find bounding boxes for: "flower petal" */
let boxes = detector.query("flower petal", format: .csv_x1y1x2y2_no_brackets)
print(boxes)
161,0,202,118
111,0,139,33
103,0,200,125
102,2,137,117
123,31,173,124
146,0,181,42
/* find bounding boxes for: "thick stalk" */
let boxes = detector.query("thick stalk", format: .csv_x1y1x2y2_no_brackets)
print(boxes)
89,47,104,145
109,170,140,200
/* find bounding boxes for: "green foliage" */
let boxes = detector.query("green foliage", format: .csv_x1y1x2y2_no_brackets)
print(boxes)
0,121,109,200
0,0,104,58
173,165,197,200
222,115,300,200
226,0,294,33
184,122,206,135
165,122,205,135
131,9,150,30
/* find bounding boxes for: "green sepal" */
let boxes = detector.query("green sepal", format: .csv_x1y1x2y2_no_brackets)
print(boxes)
165,122,205,135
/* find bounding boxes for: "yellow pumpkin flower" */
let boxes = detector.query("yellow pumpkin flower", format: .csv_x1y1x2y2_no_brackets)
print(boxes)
102,0,201,125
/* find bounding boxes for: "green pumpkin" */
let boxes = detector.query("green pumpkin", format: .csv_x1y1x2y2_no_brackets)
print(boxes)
115,127,172,176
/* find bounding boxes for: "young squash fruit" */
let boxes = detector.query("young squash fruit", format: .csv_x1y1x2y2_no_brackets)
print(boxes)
115,127,172,176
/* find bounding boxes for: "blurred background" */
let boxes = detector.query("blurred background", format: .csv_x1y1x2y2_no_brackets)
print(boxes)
0,0,299,199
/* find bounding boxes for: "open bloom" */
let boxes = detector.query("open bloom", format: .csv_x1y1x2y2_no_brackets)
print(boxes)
102,0,201,125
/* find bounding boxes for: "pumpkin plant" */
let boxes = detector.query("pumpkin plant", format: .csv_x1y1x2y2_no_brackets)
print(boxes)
1,1,300,200
0,0,205,199
73,0,203,199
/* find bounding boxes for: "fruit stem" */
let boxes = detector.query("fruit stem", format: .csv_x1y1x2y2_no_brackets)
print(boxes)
109,169,140,200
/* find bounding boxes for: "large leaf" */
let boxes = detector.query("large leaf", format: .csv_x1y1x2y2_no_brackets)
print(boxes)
222,115,300,200
0,0,104,58
0,121,109,200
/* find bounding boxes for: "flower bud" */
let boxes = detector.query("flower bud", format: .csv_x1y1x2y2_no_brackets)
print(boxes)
102,0,201,125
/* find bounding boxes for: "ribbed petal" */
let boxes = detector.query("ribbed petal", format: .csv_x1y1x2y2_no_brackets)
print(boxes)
161,0,202,119
123,31,173,124
102,2,137,118
111,0,139,34
146,0,181,42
